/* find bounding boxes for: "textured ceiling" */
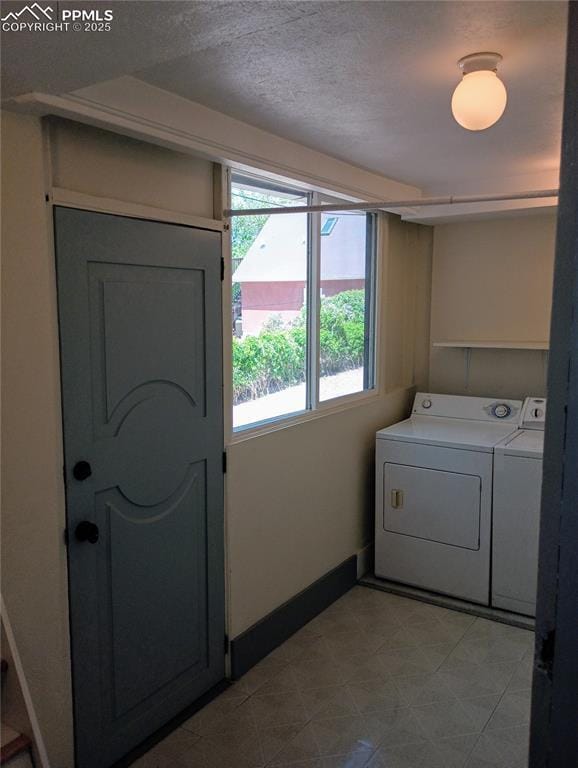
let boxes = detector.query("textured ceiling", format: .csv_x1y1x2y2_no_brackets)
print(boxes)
1,1,567,193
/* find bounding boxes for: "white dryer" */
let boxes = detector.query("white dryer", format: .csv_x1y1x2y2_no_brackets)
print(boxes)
375,393,522,605
492,397,546,616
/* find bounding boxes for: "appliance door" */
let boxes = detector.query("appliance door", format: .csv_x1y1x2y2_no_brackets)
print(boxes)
375,439,492,604
492,453,542,616
384,464,481,550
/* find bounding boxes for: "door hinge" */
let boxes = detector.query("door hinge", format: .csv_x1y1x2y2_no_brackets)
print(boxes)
224,632,229,649
537,628,556,679
221,256,225,281
222,450,227,474
64,528,69,546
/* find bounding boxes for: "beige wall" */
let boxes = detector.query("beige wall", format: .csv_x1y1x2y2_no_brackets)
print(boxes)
49,117,214,217
1,112,432,763
1,111,73,768
227,215,433,636
429,214,556,399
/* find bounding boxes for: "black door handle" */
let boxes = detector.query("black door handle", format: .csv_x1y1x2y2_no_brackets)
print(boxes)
75,521,99,544
73,461,92,481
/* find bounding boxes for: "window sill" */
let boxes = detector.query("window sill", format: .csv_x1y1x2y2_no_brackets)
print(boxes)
228,387,383,444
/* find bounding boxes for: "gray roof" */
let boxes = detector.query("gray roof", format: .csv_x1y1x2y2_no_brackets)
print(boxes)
232,213,366,282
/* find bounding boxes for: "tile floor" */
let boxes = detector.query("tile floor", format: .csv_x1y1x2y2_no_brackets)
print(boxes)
132,586,534,768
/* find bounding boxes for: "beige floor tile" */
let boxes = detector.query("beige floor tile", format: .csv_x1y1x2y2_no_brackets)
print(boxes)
438,661,517,699
266,760,324,768
244,690,309,729
317,753,375,768
506,656,534,693
366,707,426,748
185,724,265,768
367,732,478,768
291,656,347,690
373,626,417,652
270,712,387,764
431,609,477,632
268,720,321,764
129,591,536,768
254,663,301,695
347,677,405,713
336,586,391,612
335,652,389,684
406,617,469,647
300,685,359,719
307,713,386,756
181,693,252,735
352,611,403,637
394,672,456,706
464,724,529,767
377,644,452,678
484,689,532,731
235,657,294,695
130,728,201,768
411,695,500,740
260,723,308,764
443,632,530,668
324,629,384,659
308,607,364,636
367,735,478,768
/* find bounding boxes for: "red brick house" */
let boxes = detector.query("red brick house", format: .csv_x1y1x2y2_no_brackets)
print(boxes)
232,212,366,336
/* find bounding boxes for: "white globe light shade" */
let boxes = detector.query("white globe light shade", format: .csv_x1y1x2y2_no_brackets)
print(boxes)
451,70,507,130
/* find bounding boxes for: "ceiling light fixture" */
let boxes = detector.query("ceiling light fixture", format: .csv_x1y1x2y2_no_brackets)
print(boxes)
451,52,507,131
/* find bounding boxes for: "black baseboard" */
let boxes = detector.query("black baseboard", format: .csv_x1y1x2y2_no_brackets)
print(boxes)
230,555,357,679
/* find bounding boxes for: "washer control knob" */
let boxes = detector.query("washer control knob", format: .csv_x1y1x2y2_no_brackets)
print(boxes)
422,398,432,409
493,403,511,419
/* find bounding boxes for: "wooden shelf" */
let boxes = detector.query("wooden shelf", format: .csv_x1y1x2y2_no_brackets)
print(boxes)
432,340,549,350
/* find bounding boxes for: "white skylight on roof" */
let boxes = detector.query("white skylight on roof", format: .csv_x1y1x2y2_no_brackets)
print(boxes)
320,216,338,236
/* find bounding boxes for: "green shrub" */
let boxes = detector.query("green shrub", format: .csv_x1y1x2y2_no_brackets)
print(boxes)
233,289,366,404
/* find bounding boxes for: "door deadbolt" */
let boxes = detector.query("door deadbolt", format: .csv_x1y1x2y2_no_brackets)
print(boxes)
73,461,92,481
75,521,99,544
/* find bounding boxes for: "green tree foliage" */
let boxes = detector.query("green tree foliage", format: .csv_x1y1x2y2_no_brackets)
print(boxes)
231,191,269,263
233,290,365,404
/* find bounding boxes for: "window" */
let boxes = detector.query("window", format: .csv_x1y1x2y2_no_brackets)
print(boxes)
230,174,376,431
320,216,338,236
319,210,375,401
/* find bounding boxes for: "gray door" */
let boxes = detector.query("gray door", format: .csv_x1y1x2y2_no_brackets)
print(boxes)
54,208,225,768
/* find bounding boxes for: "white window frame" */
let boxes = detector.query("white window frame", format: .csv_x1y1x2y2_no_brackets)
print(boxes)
226,172,381,443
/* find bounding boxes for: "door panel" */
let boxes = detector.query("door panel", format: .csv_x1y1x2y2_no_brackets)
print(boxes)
383,463,481,550
55,208,224,768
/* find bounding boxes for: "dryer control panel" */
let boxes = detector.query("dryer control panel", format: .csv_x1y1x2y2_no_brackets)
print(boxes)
520,397,547,430
412,393,522,423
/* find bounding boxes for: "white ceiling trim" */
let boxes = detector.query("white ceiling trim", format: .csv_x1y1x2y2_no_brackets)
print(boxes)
7,75,559,223
9,76,419,205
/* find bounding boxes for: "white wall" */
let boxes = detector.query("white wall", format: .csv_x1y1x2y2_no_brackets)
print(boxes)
1,113,432,763
429,214,556,399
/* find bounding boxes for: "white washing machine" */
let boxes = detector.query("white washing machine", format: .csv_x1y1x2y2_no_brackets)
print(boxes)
492,396,546,616
375,393,522,605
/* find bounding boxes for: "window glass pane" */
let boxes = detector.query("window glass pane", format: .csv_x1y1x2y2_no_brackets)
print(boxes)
231,176,309,430
318,211,374,402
